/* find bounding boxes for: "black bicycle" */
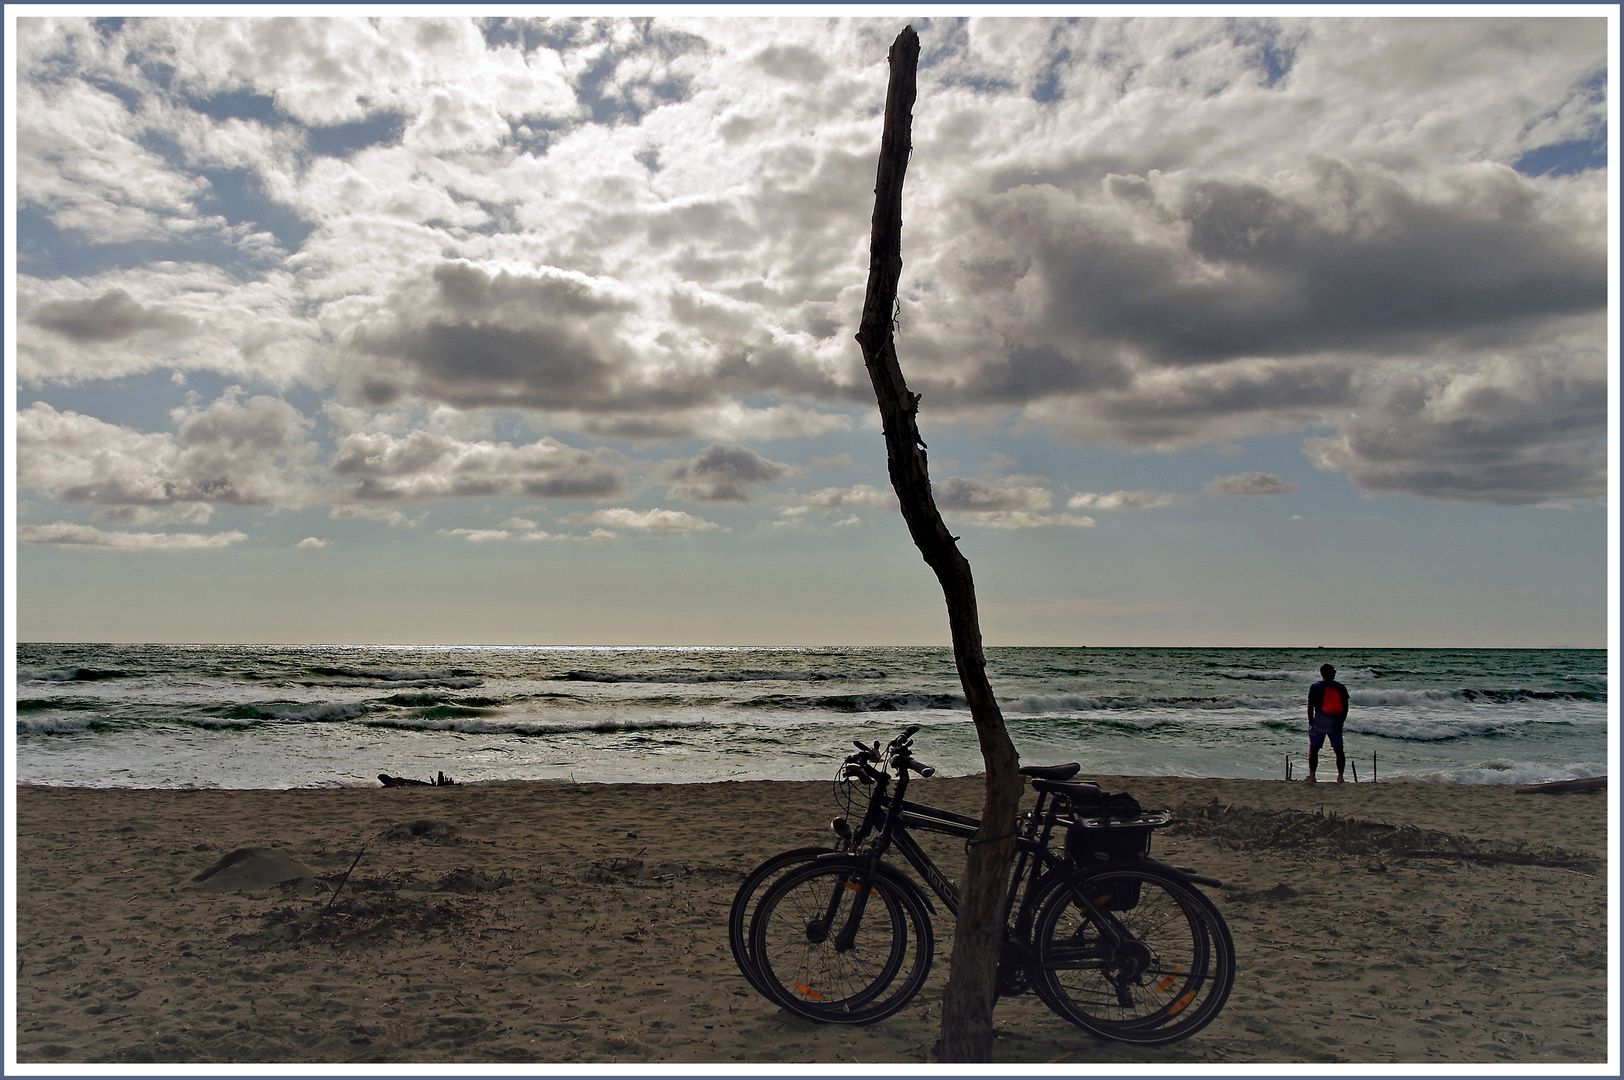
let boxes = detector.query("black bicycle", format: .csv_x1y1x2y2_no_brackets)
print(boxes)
729,725,1235,1045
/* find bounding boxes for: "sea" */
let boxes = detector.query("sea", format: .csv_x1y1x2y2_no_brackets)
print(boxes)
12,644,1610,791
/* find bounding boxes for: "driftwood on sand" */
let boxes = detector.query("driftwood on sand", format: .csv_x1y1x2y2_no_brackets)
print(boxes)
378,772,459,788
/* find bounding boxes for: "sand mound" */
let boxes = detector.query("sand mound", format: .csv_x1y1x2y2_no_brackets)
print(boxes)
188,847,330,894
1168,802,1597,868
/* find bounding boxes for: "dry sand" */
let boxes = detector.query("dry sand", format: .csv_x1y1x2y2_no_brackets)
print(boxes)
13,774,1610,1066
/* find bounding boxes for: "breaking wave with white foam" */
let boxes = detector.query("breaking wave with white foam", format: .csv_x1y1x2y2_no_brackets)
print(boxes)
13,643,1606,789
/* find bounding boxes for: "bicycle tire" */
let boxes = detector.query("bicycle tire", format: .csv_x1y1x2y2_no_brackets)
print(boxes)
749,858,933,1024
728,846,834,998
1031,864,1234,1045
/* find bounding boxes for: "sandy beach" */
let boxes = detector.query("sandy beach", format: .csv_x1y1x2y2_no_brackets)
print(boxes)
13,774,1609,1066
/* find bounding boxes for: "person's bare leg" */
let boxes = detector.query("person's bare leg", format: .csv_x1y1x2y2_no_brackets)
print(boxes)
1306,746,1319,782
1334,747,1346,783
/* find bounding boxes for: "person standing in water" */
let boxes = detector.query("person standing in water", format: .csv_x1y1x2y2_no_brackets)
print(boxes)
1306,663,1351,782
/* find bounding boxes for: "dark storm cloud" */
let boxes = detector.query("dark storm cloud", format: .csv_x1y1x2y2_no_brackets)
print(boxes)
29,289,193,342
969,160,1604,375
921,343,1132,406
660,444,792,503
1305,358,1605,505
1061,361,1358,446
348,261,659,411
346,261,845,416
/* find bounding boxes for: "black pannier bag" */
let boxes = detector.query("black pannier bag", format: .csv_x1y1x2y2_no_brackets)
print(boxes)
1060,789,1171,910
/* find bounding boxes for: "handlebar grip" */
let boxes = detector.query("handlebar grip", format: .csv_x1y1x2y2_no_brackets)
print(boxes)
890,752,934,778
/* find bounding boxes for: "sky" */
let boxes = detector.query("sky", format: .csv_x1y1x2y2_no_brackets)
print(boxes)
6,10,1614,647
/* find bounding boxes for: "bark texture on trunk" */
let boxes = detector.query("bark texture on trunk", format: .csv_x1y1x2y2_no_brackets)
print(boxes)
854,26,1023,1064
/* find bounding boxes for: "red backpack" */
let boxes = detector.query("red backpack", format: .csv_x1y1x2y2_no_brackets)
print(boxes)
1321,685,1344,714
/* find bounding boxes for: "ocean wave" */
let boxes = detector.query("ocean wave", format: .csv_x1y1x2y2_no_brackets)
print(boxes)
18,666,132,682
1216,670,1297,682
1385,760,1607,786
560,668,887,684
16,697,106,712
1261,713,1578,742
304,665,484,686
1024,714,1180,735
301,676,484,690
360,715,721,736
1353,687,1604,707
743,692,964,713
218,702,371,723
16,714,108,734
1004,693,1289,714
375,692,507,708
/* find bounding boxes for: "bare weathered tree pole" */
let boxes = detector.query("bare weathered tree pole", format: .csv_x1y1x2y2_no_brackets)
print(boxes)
854,26,1022,1064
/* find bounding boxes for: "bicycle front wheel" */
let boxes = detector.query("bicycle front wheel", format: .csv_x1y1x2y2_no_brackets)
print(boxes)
749,860,933,1024
1032,865,1234,1045
728,846,834,998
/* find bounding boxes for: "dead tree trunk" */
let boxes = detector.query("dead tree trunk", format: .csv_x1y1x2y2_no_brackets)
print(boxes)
854,25,1022,1064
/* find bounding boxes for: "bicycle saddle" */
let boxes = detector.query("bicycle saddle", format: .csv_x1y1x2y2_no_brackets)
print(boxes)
1029,778,1105,799
1019,762,1082,781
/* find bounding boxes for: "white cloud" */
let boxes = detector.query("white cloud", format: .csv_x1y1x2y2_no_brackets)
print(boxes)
296,536,328,548
331,427,625,502
327,504,425,527
804,484,894,509
933,476,1093,529
437,528,511,542
18,522,248,550
564,507,720,532
1205,472,1299,497
17,392,317,511
11,15,1607,515
1068,490,1185,510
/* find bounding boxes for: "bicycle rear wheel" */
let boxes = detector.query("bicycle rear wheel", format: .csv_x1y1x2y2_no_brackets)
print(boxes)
728,846,833,997
749,859,933,1024
1032,865,1234,1045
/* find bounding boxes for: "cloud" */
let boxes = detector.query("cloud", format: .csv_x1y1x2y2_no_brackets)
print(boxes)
932,476,1094,529
29,289,194,343
296,536,328,548
330,427,626,501
340,261,852,421
804,484,894,509
11,15,1608,520
1302,352,1605,505
659,443,791,502
16,267,323,386
1067,490,1185,510
18,522,248,550
16,393,316,512
327,504,426,527
563,507,720,532
1205,472,1299,496
437,528,511,542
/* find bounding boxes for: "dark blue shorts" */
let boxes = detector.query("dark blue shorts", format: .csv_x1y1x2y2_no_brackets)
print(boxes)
1309,715,1345,751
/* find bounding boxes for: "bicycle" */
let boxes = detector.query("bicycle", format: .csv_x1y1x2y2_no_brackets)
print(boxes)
729,725,1235,1045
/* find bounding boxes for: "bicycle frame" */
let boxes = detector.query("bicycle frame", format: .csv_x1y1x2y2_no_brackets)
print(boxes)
838,756,1085,956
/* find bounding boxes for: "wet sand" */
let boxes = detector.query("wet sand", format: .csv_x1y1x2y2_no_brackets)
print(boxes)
13,774,1609,1065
